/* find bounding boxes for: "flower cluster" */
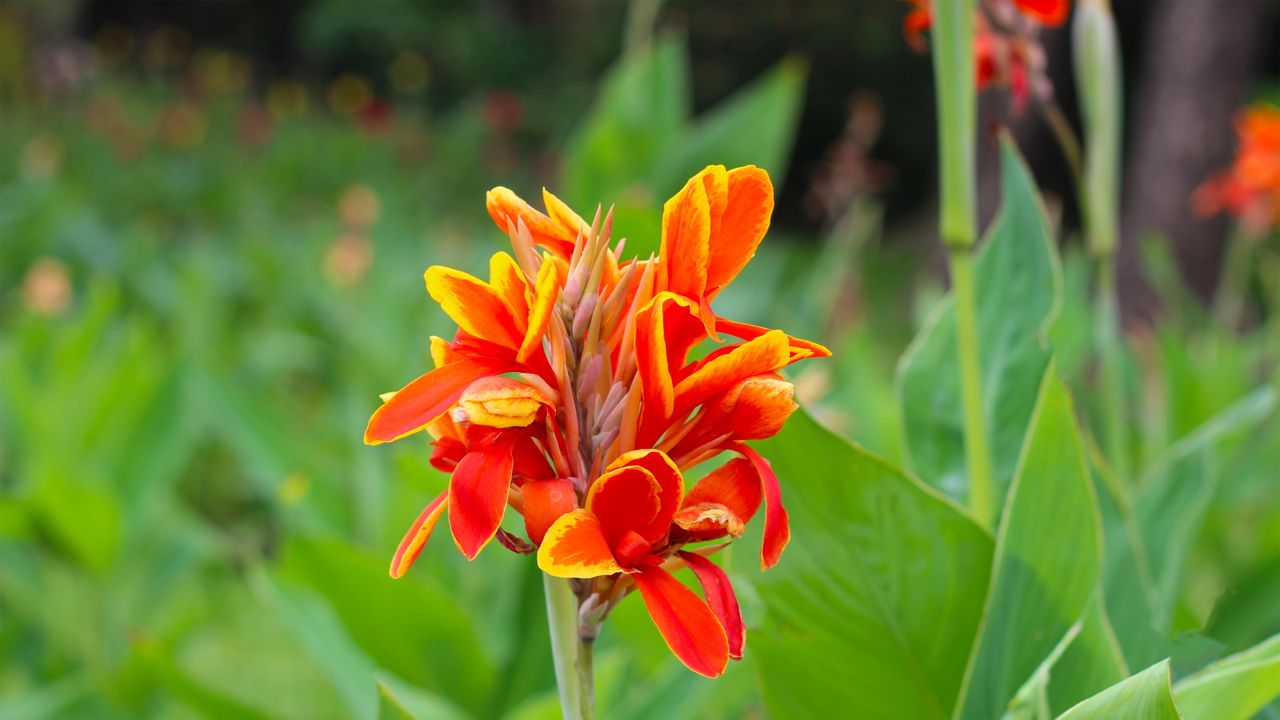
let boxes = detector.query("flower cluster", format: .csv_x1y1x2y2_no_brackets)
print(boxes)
1193,103,1280,235
904,0,1069,113
365,165,828,676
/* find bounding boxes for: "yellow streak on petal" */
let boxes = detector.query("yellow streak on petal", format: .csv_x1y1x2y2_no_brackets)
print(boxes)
537,510,622,578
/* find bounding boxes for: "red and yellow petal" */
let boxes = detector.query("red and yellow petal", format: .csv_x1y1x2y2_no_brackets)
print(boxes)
699,375,797,442
608,448,684,544
683,457,762,527
426,266,524,349
448,439,516,560
673,330,791,414
518,258,561,363
633,566,730,678
389,492,449,579
704,166,773,297
585,465,661,549
733,443,790,570
673,502,746,541
716,318,832,360
678,551,746,660
522,478,577,545
659,172,711,299
541,188,588,240
486,186,576,257
635,292,704,432
537,509,623,578
489,252,531,333
364,358,514,445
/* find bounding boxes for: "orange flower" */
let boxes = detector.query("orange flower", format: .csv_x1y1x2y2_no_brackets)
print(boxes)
904,0,1063,113
365,165,828,676
1193,103,1280,234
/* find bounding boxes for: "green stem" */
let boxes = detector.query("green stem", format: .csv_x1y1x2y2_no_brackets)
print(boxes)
544,575,595,720
1094,257,1131,484
949,248,995,524
1214,229,1254,331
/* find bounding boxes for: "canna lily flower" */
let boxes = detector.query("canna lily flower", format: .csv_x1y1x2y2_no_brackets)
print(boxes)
365,164,828,677
904,0,1064,113
1193,102,1280,235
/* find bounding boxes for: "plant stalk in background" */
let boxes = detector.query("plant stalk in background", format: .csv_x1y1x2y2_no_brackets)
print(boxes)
1074,0,1130,483
931,0,996,524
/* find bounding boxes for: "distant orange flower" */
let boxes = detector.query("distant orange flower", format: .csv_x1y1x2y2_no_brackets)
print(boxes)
366,165,828,676
1193,103,1280,234
904,0,1063,113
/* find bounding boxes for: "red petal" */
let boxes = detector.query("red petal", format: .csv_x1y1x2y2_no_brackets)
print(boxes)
733,443,790,570
448,438,516,560
716,317,832,359
522,478,577,545
684,457,762,526
389,492,449,578
679,551,746,660
607,449,685,544
585,465,660,553
537,509,622,578
364,358,514,445
633,566,730,677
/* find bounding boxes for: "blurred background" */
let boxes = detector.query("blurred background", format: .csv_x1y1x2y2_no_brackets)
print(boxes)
1,1,1278,718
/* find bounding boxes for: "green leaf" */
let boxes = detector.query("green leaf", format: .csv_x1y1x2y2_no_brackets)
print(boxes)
1056,660,1181,720
1046,595,1130,715
655,56,807,194
898,137,1061,511
956,366,1102,720
752,409,994,720
277,535,496,715
1108,387,1277,668
1174,633,1280,720
376,675,473,720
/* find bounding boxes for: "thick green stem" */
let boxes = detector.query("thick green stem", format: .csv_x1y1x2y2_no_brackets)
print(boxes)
1094,257,1131,484
949,249,995,525
932,0,977,249
544,575,594,720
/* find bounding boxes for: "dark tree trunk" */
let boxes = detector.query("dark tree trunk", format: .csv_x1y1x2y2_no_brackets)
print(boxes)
1120,0,1265,321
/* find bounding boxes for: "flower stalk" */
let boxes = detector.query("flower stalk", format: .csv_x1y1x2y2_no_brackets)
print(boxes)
1074,0,1130,482
544,574,595,720
932,0,996,524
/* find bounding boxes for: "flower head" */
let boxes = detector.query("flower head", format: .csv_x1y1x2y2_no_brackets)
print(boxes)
365,165,828,676
905,0,1065,113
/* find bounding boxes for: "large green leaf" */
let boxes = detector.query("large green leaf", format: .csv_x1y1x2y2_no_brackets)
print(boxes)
1055,660,1180,720
1047,596,1129,715
752,410,994,719
956,367,1102,720
898,137,1061,512
1106,387,1277,668
1174,633,1280,720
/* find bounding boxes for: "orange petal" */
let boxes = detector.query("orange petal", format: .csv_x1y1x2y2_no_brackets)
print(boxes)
704,166,773,297
489,252,531,333
364,358,514,445
733,443,790,570
518,258,560,363
678,551,746,660
486,186,576,257
635,292,705,437
903,6,932,52
389,492,449,579
425,266,523,349
537,509,623,578
716,317,832,359
609,449,684,544
699,374,797,442
542,188,588,239
673,330,791,415
448,439,516,560
457,376,551,428
522,478,578,545
585,465,661,551
684,457,762,526
659,172,711,299
699,165,729,246
633,566,730,678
